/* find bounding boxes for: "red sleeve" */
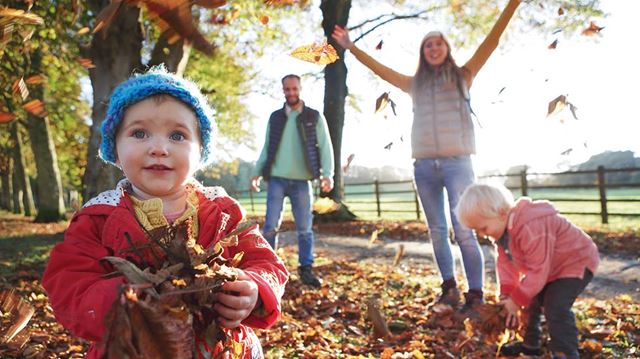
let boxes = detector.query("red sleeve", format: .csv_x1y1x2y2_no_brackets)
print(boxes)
216,197,289,329
41,212,125,342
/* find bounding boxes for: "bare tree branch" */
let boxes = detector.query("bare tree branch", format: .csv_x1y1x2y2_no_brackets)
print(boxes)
352,11,429,43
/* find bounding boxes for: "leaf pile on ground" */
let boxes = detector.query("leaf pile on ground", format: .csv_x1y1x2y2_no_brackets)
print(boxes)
259,246,640,358
1,213,639,358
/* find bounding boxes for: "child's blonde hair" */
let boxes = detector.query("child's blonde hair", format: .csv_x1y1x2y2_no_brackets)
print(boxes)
456,183,515,227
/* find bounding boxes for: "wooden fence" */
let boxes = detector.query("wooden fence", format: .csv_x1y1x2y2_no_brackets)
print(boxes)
232,166,640,224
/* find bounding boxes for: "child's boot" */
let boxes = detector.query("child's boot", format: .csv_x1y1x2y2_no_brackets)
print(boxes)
436,279,461,307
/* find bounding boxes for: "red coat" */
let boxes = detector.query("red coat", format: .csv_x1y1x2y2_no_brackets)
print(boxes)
497,198,599,308
42,183,289,358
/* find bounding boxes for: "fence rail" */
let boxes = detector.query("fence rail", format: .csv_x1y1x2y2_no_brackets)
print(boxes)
232,166,640,224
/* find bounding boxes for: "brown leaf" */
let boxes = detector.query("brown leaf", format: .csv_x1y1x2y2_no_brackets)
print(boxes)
392,244,404,266
93,0,123,34
258,15,269,25
77,57,96,69
375,39,383,50
581,21,604,36
22,99,46,117
342,153,355,173
0,112,16,123
547,94,567,117
0,289,35,347
548,38,558,49
0,8,44,27
25,74,45,85
12,78,28,101
558,7,564,16
375,92,389,113
366,296,391,339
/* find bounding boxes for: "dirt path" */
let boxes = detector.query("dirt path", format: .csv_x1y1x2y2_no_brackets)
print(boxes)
275,231,640,301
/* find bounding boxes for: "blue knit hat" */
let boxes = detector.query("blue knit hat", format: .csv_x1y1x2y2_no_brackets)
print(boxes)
99,67,215,167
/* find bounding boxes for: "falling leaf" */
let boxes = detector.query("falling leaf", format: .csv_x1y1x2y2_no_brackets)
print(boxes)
392,244,404,266
548,39,558,49
22,99,46,117
568,103,578,120
0,289,35,346
313,197,340,214
0,8,44,26
558,7,564,16
258,15,269,25
552,28,562,35
366,297,391,339
290,41,339,65
93,0,123,33
581,21,604,36
77,58,95,69
0,112,16,123
25,74,44,85
375,92,390,113
498,86,506,95
384,142,393,150
342,153,355,173
12,78,28,100
1,23,14,47
369,228,383,244
375,39,383,50
389,99,397,116
77,27,90,35
560,148,573,156
547,94,568,117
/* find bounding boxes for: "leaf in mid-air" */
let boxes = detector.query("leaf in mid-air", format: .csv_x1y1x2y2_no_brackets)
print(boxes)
290,41,339,65
581,21,604,36
22,99,46,117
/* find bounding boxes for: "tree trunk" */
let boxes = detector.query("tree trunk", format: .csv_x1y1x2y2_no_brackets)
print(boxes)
148,34,192,76
319,0,357,221
82,1,143,202
25,49,66,222
10,122,36,216
12,169,23,214
0,158,13,211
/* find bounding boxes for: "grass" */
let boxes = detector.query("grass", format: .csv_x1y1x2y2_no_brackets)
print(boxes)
235,187,640,231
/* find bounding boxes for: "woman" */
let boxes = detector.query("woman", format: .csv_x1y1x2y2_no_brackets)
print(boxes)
331,0,521,312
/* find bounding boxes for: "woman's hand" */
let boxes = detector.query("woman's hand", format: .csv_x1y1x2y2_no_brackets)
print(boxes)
213,269,259,329
331,25,354,50
500,297,521,329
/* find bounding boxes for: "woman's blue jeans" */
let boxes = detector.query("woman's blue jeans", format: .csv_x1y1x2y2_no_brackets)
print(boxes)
262,176,315,267
413,156,484,290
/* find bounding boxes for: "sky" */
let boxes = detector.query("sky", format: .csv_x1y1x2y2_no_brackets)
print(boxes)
237,0,640,175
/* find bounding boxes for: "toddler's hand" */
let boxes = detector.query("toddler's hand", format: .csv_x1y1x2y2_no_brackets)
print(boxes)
213,269,259,329
499,297,521,329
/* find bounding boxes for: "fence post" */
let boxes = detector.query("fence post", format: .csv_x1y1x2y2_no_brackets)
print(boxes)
249,189,255,214
597,166,608,224
374,179,381,217
520,169,528,197
413,183,421,220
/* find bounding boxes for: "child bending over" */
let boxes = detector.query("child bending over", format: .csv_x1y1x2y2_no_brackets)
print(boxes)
42,68,289,358
456,183,598,359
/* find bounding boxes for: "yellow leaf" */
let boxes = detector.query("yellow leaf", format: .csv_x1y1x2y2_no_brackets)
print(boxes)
77,26,90,35
290,41,339,65
313,197,340,214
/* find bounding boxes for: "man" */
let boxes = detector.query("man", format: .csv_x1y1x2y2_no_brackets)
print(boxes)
251,74,334,288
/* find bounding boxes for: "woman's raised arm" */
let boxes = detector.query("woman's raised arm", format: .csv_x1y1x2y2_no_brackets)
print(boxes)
332,25,413,93
463,0,521,87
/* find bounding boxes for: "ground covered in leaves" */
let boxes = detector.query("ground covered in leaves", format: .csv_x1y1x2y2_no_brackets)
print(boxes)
1,213,639,358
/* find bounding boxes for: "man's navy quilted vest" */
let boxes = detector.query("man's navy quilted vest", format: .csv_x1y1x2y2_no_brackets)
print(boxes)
261,105,322,180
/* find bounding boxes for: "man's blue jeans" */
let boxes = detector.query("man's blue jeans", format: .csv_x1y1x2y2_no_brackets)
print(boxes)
413,156,484,291
263,176,315,267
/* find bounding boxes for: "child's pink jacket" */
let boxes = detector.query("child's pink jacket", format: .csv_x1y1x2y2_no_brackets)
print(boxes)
497,197,599,308
42,182,289,358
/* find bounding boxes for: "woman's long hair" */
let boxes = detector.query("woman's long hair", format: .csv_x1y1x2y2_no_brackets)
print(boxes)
413,33,467,93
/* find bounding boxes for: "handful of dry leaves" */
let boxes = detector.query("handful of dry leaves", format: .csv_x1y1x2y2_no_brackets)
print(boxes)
100,220,254,359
